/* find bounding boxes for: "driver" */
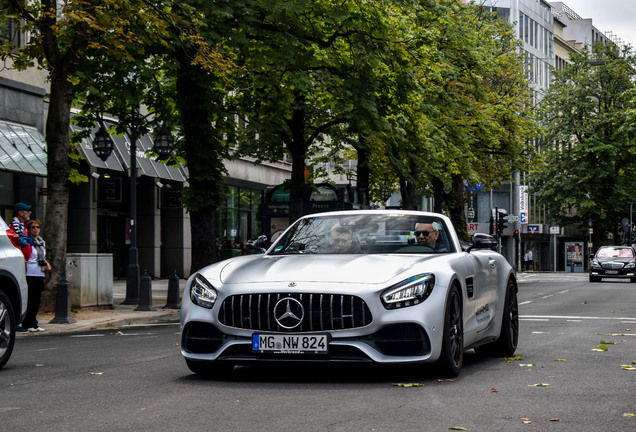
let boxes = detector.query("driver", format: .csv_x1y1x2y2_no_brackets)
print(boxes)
414,222,441,249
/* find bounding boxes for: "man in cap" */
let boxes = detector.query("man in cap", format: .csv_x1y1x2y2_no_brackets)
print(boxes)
11,202,33,252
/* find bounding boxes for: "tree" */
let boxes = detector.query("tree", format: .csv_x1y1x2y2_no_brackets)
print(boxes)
365,2,536,234
0,0,201,308
231,0,395,222
534,42,636,245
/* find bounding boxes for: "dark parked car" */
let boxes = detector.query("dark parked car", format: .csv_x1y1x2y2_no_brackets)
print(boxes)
589,246,636,282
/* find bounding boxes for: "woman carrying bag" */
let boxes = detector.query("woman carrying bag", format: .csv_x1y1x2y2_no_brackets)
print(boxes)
21,219,51,332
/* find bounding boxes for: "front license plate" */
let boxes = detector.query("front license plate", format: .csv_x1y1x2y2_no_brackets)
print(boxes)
605,270,619,275
252,334,328,354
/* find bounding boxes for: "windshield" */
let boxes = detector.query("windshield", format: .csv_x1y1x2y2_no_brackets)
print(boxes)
269,213,455,255
596,247,634,259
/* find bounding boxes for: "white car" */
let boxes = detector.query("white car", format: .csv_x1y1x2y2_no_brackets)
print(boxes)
0,218,29,369
181,210,519,377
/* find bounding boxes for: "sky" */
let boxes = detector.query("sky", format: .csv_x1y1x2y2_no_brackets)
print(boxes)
557,0,636,48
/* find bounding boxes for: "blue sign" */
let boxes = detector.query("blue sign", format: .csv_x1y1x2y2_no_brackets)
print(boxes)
527,225,541,234
520,212,527,223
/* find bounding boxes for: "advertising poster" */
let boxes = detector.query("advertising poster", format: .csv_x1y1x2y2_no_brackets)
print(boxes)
565,242,584,273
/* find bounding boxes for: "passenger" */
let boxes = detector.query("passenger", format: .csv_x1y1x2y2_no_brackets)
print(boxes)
329,225,357,253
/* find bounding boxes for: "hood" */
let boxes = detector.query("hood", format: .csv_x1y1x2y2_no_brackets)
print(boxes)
215,254,437,285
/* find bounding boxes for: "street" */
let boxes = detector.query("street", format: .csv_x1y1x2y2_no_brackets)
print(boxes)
1,273,635,432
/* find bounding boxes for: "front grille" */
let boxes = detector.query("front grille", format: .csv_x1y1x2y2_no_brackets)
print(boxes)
218,293,373,332
602,262,624,270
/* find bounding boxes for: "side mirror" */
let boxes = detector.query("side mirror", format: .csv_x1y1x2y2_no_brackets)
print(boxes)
467,233,497,252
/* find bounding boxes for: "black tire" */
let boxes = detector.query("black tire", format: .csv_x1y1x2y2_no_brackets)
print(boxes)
437,286,463,377
185,359,234,377
475,279,519,357
589,275,600,282
0,291,17,370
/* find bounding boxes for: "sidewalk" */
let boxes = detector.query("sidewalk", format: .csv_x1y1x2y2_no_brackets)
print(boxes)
18,278,184,335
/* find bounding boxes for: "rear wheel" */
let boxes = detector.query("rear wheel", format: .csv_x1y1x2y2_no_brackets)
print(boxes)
437,286,463,377
0,291,17,369
185,359,234,377
475,279,519,357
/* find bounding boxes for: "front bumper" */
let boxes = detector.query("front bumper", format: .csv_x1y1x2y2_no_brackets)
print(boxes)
181,321,433,364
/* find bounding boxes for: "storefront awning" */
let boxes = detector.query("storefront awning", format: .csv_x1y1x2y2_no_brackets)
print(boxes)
0,121,48,176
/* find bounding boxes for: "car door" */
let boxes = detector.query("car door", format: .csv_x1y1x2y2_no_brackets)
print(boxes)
462,250,498,340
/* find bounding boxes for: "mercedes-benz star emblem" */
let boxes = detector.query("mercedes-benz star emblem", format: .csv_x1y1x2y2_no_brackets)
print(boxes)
273,297,304,329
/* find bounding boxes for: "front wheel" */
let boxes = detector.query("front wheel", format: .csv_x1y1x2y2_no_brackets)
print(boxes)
437,286,463,377
475,279,519,357
0,291,17,369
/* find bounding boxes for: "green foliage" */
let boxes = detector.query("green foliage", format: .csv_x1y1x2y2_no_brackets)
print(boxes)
534,42,636,243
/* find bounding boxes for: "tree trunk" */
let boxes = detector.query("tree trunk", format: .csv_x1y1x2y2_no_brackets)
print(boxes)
354,138,370,203
41,73,74,312
176,52,224,272
286,106,308,223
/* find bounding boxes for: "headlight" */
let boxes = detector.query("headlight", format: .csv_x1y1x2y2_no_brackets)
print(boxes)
381,274,435,310
590,259,600,268
625,262,636,269
190,273,218,309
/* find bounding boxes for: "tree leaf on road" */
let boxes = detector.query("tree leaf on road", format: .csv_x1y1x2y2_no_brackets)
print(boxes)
621,365,636,371
599,340,615,344
519,364,535,367
448,427,468,431
555,359,566,362
623,413,635,418
393,383,425,387
528,383,550,387
504,354,524,362
592,344,608,351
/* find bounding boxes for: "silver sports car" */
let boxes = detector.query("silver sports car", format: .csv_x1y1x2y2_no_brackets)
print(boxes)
181,210,519,377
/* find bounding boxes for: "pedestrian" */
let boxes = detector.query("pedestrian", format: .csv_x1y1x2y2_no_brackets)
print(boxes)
10,202,33,260
20,219,51,332
524,248,534,272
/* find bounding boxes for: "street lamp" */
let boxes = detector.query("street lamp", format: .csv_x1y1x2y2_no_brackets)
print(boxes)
91,116,174,305
153,123,174,159
92,125,114,162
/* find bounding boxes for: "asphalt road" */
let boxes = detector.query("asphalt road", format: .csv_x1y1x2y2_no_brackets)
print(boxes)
1,272,634,432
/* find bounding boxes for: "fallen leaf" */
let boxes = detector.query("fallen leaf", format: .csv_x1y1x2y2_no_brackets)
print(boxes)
623,413,635,418
550,418,560,422
519,364,535,367
35,364,44,367
89,372,104,375
105,323,116,328
592,344,608,352
504,354,524,362
621,365,636,371
520,418,530,421
626,329,632,332
393,383,425,387
528,383,549,387
448,427,468,431
522,421,532,424
600,340,616,345
438,379,454,382
555,359,566,362
491,388,499,393
612,334,625,336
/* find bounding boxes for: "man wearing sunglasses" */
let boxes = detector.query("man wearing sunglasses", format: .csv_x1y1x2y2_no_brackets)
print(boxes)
414,222,441,250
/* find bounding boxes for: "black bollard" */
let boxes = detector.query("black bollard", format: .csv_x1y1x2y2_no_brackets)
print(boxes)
50,277,77,324
164,270,181,309
135,270,155,311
